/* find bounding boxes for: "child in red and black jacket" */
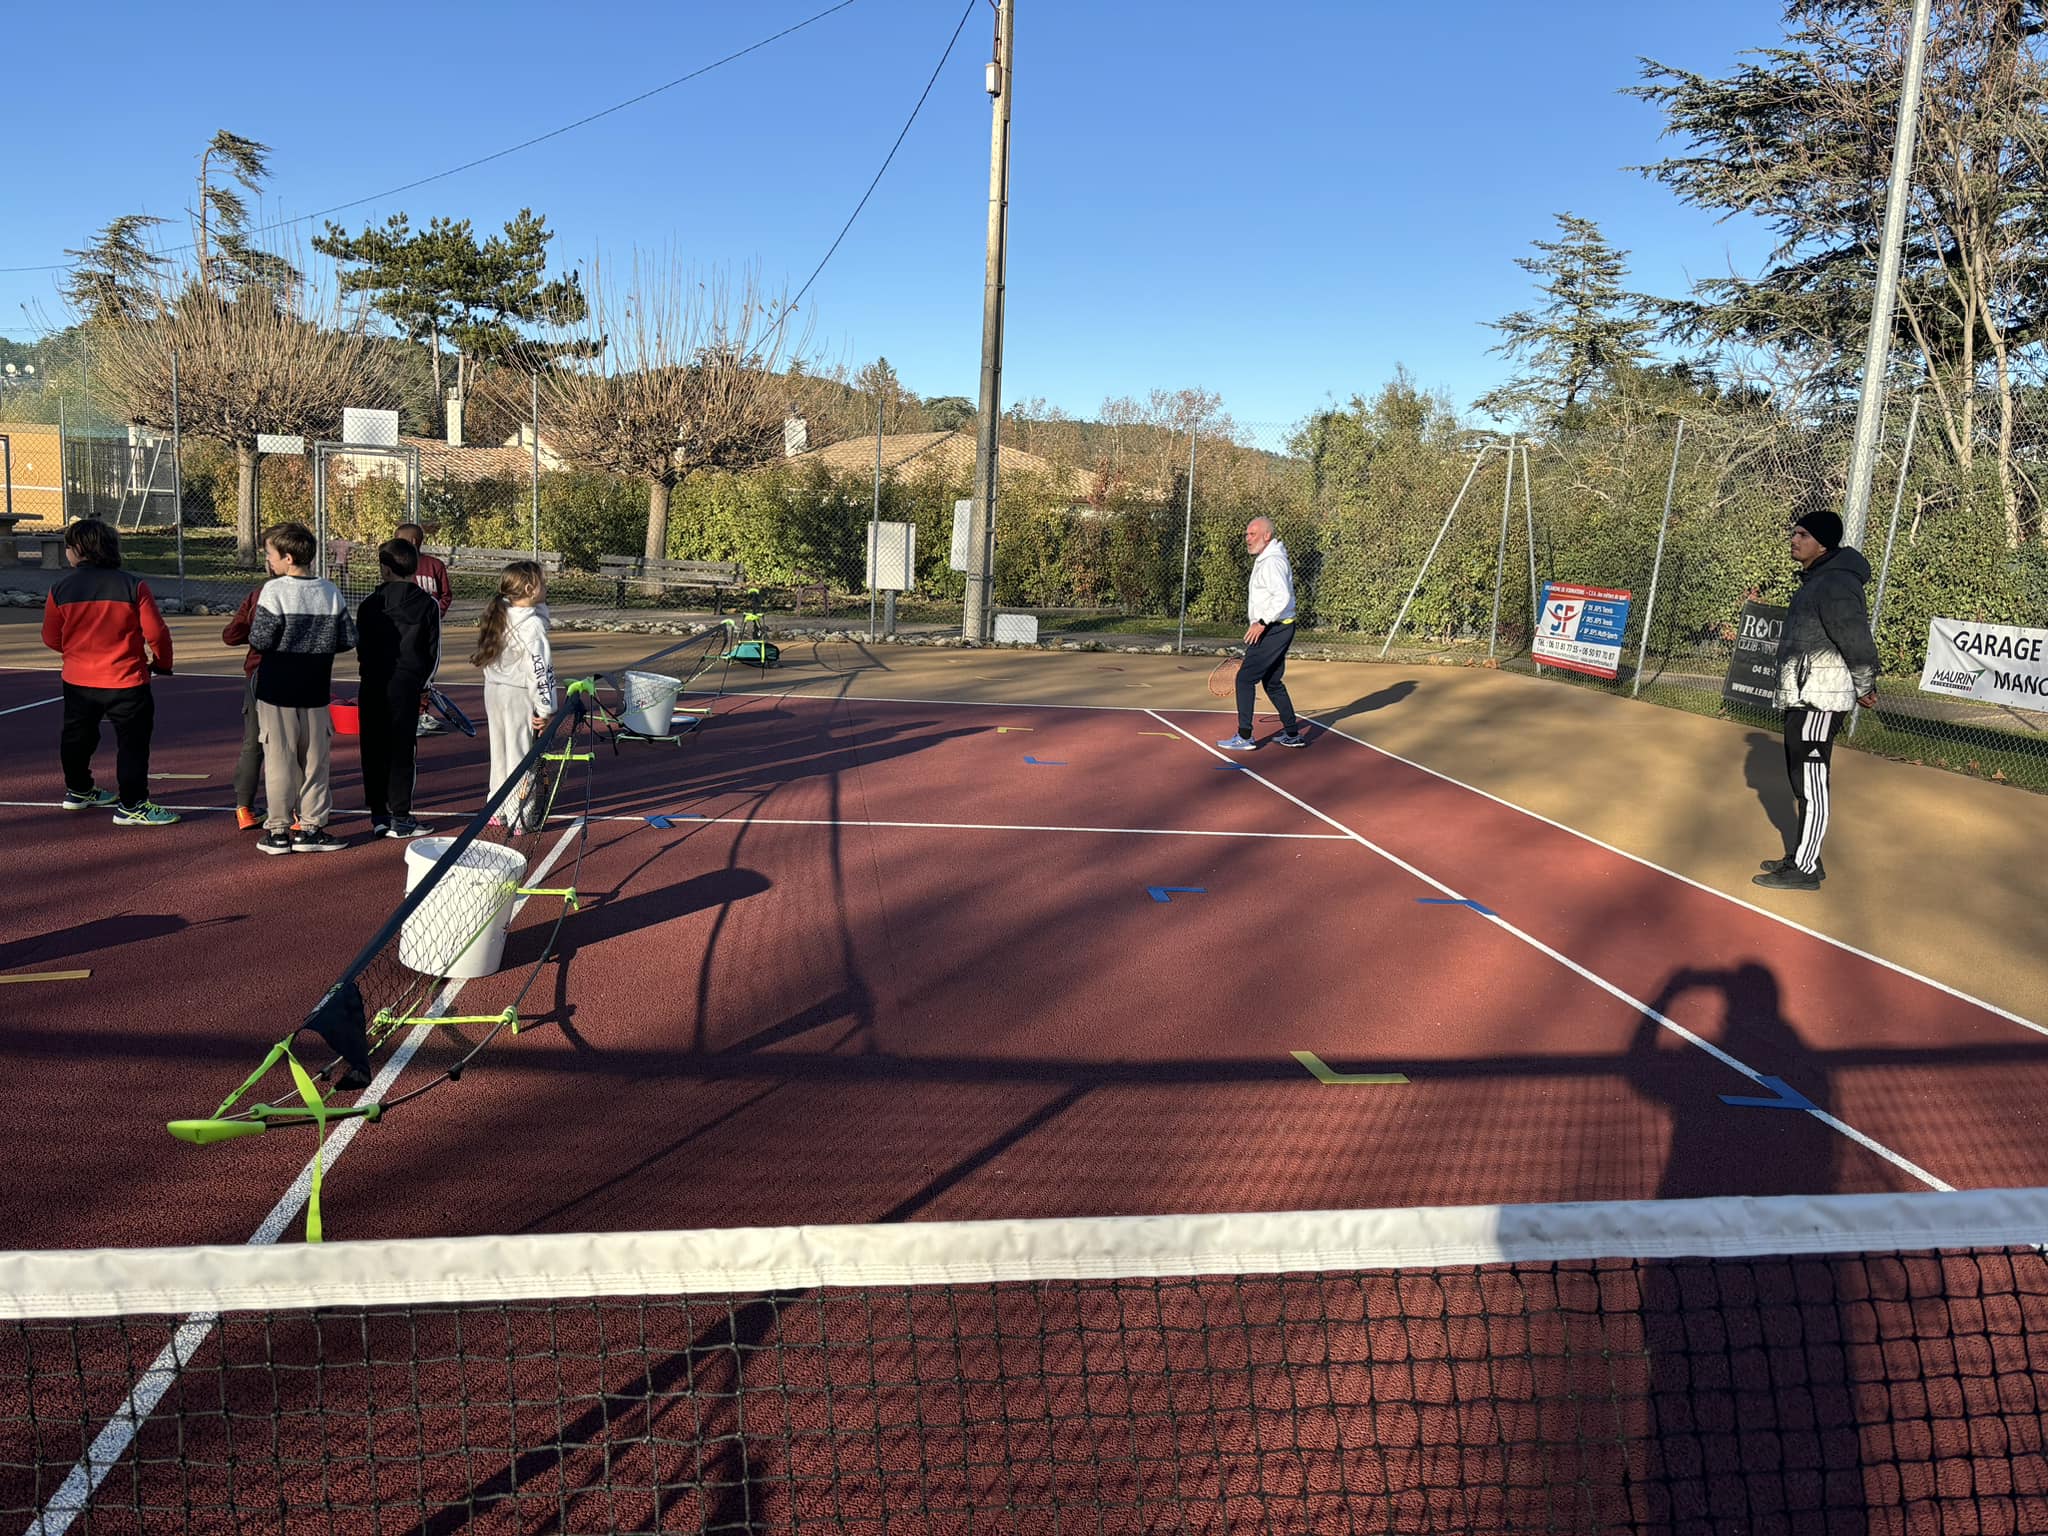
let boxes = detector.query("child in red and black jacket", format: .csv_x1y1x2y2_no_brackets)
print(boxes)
221,584,267,830
40,518,179,826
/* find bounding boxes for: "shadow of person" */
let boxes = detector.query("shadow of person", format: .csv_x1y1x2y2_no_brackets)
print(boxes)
1743,730,1799,859
1319,679,1418,730
1608,960,1870,1531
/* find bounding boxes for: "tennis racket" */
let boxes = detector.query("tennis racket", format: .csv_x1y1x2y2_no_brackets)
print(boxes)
1207,656,1239,698
423,683,477,738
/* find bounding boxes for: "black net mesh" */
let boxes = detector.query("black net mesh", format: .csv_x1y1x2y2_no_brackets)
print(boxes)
6,1200,2048,1533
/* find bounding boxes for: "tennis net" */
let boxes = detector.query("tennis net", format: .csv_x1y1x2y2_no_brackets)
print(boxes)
6,1187,2048,1533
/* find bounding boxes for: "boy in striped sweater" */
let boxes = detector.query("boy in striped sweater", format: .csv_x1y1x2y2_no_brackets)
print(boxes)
248,522,357,855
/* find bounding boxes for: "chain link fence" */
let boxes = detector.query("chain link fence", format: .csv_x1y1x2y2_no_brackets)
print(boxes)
3,362,2042,792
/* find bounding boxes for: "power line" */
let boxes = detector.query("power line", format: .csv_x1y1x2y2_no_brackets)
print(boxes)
764,0,980,343
0,2,859,277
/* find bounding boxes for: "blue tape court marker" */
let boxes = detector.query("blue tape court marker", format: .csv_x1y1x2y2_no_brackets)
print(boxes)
1416,896,1497,916
1212,763,1248,772
1022,756,1066,766
1720,1076,1820,1112
1292,1051,1408,1086
1146,886,1206,904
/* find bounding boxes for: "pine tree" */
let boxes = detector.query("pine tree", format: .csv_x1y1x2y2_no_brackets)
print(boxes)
1475,214,1654,428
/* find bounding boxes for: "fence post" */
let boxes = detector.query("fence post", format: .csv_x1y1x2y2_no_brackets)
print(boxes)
1522,443,1538,650
1175,429,1197,653
1631,417,1686,699
1383,445,1490,660
870,409,882,641
529,371,541,561
1850,392,1920,741
170,349,185,605
1488,437,1516,657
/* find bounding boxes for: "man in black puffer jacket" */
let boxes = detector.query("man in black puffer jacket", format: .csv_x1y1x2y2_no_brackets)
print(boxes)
1754,510,1879,892
357,538,442,839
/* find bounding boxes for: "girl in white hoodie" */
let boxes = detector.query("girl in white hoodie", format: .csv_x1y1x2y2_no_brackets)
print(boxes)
471,562,556,832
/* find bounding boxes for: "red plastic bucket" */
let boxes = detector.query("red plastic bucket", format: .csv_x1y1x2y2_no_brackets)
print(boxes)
329,699,360,736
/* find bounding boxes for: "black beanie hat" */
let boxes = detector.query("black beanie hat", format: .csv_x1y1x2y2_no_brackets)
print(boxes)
1795,510,1844,549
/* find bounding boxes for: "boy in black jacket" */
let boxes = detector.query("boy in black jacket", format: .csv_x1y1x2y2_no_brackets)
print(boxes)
357,538,442,838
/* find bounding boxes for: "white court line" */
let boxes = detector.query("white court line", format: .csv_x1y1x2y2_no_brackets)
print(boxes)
1307,718,2048,1039
0,696,61,718
27,819,587,1536
0,799,1338,841
1145,709,1954,1196
692,686,2043,1040
629,813,1344,840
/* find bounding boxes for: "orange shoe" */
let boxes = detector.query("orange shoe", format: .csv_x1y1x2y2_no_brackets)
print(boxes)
235,807,261,831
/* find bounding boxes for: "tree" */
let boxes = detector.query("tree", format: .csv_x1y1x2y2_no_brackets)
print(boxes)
1475,214,1655,428
542,258,809,564
193,131,302,305
315,209,588,426
62,216,170,326
853,356,918,433
925,395,975,430
91,280,396,563
1631,0,2048,543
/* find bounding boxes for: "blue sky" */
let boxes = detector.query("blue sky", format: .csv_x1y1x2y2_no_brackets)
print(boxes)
0,0,1789,430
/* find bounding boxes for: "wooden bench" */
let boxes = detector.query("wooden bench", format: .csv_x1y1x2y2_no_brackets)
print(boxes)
596,556,745,612
424,544,566,578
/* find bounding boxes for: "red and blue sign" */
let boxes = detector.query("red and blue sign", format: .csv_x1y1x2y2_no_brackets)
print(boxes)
1534,582,1632,680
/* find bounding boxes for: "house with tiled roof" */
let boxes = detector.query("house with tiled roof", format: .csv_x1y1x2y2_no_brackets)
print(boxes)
784,427,1094,501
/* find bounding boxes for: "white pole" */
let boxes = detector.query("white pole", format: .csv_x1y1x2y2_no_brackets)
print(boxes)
1175,429,1196,653
1849,392,1921,741
1841,0,1935,549
1522,443,1538,652
1631,418,1686,699
1383,446,1490,660
1487,436,1516,657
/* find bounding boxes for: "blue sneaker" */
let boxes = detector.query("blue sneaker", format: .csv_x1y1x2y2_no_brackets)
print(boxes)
1277,729,1310,748
62,788,119,812
1215,734,1258,752
111,801,180,827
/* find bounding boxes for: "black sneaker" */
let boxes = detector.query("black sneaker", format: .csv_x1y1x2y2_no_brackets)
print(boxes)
370,819,391,839
1276,729,1310,748
292,829,347,854
1752,864,1822,891
1758,856,1825,879
257,831,295,856
385,817,428,838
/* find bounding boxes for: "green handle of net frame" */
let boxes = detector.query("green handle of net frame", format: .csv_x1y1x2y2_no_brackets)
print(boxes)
167,1100,385,1144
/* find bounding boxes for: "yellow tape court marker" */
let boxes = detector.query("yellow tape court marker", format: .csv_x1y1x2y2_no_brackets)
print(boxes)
1291,1050,1408,1086
994,726,1034,734
0,970,92,984
1138,731,1180,738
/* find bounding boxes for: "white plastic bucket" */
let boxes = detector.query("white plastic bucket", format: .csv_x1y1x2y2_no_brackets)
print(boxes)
620,670,681,736
398,837,529,979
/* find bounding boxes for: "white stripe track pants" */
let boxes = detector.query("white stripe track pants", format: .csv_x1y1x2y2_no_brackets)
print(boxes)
1782,706,1842,875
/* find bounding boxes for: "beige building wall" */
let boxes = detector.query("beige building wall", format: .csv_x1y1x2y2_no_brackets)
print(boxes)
0,422,63,525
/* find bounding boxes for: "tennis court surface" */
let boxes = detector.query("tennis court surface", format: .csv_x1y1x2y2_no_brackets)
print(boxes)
3,636,2046,1533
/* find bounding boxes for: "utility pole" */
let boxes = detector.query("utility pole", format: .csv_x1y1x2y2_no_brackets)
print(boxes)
962,0,1013,643
1841,0,1934,550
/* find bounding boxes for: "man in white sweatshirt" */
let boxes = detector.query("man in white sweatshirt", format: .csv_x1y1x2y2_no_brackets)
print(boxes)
1217,517,1309,751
